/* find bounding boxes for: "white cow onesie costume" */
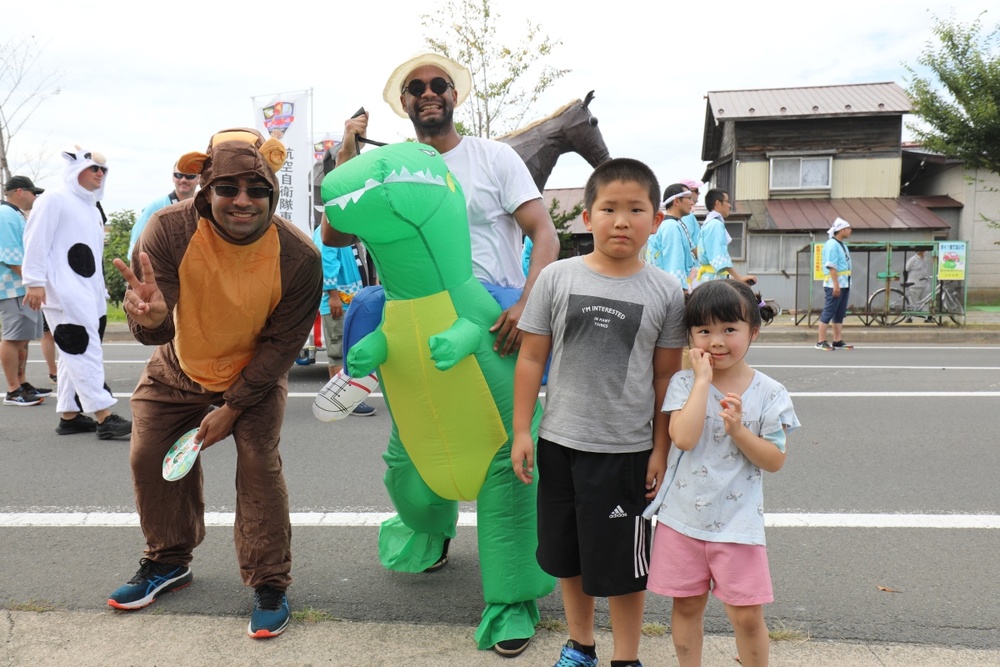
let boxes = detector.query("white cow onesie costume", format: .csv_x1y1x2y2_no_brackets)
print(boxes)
22,148,116,414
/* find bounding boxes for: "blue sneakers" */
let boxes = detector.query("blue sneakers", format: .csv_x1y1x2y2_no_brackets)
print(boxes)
3,387,42,407
350,401,377,416
555,640,598,667
108,558,192,610
248,584,290,638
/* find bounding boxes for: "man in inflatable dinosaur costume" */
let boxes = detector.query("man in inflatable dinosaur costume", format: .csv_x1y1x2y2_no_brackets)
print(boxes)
110,128,322,639
322,142,555,655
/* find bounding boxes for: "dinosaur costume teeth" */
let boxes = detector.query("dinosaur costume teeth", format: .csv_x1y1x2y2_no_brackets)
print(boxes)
324,165,453,211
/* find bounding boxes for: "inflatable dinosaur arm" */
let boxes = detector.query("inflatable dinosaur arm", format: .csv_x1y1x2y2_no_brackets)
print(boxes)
346,328,388,378
428,317,481,371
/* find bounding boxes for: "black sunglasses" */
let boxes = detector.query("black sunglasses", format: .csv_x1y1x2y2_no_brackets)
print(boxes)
173,172,198,180
89,165,108,174
211,184,272,199
404,77,454,97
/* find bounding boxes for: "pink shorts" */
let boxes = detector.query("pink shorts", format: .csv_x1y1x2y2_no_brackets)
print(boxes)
647,524,774,606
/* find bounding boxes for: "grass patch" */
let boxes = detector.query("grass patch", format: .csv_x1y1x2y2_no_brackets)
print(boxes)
6,599,57,613
641,622,668,636
768,620,810,642
105,302,127,324
535,617,567,633
290,607,337,623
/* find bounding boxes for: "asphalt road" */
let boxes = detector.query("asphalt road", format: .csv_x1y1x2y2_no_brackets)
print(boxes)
1,341,998,649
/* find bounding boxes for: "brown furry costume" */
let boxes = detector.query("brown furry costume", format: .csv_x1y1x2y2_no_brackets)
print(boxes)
125,128,322,589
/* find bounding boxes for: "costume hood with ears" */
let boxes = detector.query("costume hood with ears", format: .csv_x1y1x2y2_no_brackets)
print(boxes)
62,146,108,203
177,127,287,234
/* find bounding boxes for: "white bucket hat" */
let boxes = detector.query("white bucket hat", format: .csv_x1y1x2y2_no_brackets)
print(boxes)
382,52,472,119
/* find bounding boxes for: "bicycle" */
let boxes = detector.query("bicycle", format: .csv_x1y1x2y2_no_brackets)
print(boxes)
866,279,965,326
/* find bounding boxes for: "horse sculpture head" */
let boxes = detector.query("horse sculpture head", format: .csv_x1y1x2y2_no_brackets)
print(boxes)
498,91,611,191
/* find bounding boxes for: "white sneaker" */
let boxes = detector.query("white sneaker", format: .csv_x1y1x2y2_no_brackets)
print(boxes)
313,370,379,422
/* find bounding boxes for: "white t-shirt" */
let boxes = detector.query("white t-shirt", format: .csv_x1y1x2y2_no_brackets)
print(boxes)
442,137,541,288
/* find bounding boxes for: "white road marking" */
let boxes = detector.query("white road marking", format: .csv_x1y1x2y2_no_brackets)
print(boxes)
19,390,995,400
1,512,997,529
756,365,1000,371
788,392,1000,397
753,345,1000,350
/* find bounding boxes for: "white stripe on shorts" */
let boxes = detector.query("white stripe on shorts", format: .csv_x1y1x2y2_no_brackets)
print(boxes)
634,516,649,578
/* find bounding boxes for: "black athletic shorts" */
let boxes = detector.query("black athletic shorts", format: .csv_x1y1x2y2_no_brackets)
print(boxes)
535,437,651,597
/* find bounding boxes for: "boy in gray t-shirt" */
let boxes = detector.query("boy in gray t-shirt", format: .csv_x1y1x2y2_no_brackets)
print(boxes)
512,158,686,667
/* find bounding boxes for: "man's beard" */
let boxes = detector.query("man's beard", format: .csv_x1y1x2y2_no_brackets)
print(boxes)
408,101,454,137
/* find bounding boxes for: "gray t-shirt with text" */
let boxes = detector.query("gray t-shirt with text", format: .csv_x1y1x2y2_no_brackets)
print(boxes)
518,257,687,453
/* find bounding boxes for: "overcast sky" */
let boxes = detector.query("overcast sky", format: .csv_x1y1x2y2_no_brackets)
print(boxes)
4,0,988,214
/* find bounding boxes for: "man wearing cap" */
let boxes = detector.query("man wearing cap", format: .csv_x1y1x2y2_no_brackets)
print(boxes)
1,176,52,406
324,53,560,657
22,151,133,439
816,217,854,351
109,128,322,639
128,163,200,257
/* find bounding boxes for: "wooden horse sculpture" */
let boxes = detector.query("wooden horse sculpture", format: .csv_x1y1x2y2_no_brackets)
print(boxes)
498,90,611,191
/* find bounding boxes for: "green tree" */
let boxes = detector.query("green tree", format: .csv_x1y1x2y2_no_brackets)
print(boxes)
103,209,135,304
422,0,569,138
905,12,1000,175
548,198,583,259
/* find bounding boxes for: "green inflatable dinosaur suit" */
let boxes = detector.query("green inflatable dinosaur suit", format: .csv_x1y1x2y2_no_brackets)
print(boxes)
321,142,555,649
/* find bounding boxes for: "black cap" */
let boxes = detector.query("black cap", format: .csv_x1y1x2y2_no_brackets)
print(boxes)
4,176,44,195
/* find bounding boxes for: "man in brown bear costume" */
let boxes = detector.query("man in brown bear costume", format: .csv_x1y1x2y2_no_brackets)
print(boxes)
109,128,322,638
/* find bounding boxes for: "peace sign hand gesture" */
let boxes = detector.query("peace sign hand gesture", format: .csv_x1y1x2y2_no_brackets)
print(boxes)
112,252,168,329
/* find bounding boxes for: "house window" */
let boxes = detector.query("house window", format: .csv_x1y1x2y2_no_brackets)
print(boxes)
770,157,831,190
748,234,812,272
726,221,745,261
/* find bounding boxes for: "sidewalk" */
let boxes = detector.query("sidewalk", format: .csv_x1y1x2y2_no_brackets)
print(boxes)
4,609,998,666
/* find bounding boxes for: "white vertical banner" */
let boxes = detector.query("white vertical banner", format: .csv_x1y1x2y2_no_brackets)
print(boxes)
251,90,312,235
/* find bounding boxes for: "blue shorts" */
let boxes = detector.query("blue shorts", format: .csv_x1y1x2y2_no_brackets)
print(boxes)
820,286,850,324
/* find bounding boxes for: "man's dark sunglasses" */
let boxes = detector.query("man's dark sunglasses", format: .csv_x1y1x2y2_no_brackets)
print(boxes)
89,165,108,174
404,77,454,97
211,184,272,199
173,172,198,180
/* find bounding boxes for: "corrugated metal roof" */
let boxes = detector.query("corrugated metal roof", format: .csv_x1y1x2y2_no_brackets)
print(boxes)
753,198,950,232
707,83,911,122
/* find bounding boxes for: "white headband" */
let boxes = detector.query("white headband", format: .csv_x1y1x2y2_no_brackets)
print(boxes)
661,189,692,207
828,217,851,238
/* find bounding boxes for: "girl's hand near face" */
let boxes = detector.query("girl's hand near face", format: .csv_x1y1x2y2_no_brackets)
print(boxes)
689,347,713,382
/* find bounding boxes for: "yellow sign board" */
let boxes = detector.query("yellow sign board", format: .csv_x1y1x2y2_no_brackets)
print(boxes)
937,241,966,281
813,243,825,281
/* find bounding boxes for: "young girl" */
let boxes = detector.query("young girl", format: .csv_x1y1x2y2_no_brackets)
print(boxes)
643,280,799,667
